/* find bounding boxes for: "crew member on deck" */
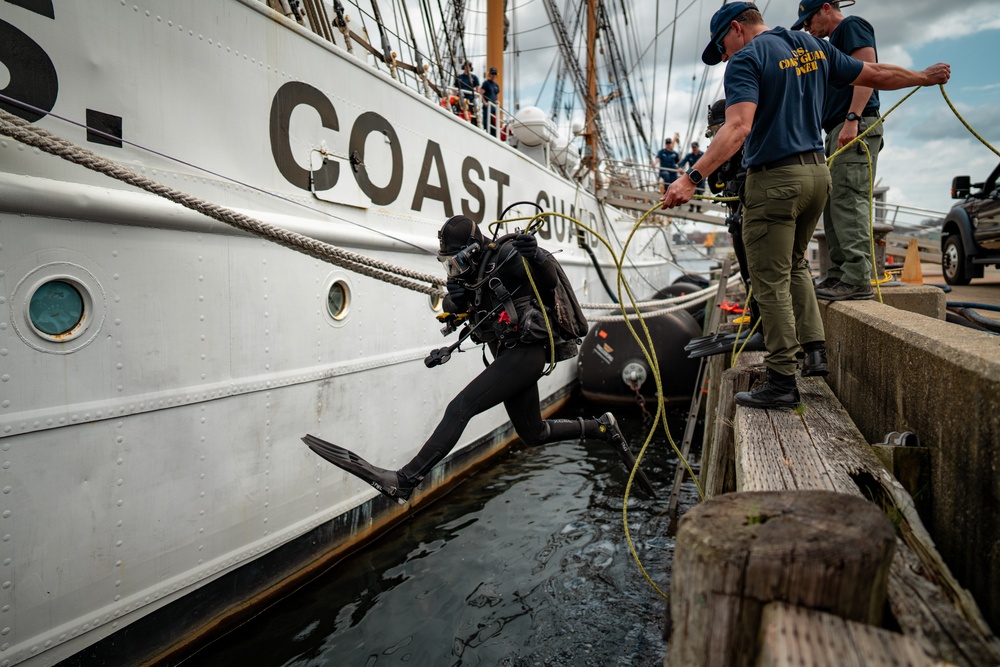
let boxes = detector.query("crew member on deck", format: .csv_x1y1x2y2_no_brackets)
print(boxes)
794,0,884,302
659,1,949,409
480,66,500,136
679,141,706,211
654,136,681,190
455,61,480,123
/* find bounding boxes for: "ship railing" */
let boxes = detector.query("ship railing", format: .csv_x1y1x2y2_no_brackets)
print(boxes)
600,159,729,225
603,159,683,192
259,0,520,143
438,87,512,140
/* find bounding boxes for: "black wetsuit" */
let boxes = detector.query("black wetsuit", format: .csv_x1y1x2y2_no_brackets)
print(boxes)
399,241,600,483
709,145,759,324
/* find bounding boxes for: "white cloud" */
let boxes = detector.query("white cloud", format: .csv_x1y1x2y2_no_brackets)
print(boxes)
403,0,999,217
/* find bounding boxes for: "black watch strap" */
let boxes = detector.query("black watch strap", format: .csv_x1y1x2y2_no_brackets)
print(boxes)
686,168,703,185
845,112,861,122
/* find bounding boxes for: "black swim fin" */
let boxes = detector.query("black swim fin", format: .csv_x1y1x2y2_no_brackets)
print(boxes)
685,328,753,353
596,413,657,498
686,330,765,359
302,434,412,504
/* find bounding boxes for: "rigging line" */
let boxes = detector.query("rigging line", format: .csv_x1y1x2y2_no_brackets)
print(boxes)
659,0,680,147
511,0,518,110
533,44,561,107
622,0,700,85
618,0,654,154
683,67,710,151
464,20,556,37
597,1,643,161
0,109,446,294
347,0,418,57
0,93,437,256
418,0,447,81
398,0,428,87
650,0,661,154
549,0,583,122
462,0,538,12
389,0,409,70
432,0,460,87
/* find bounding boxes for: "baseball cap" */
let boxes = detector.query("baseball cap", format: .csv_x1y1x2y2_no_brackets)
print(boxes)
791,0,825,30
489,67,498,74
701,2,758,66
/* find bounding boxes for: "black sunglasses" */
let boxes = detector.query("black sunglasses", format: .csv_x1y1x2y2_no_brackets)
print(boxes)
715,17,747,54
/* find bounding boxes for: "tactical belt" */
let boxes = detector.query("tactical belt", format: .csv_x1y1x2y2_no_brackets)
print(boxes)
746,151,824,175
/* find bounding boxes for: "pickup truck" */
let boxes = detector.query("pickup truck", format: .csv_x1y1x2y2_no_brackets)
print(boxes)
941,161,1000,285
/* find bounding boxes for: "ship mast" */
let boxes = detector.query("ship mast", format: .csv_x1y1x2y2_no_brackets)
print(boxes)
585,0,597,193
487,0,504,107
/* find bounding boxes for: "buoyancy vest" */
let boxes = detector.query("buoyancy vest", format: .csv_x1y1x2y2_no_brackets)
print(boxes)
468,236,589,357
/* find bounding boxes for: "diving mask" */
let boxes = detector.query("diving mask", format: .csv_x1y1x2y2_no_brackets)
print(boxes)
437,242,480,278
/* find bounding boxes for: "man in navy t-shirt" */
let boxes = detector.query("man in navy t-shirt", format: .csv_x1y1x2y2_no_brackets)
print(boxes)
680,142,706,210
654,138,680,189
479,66,501,136
455,61,480,121
795,1,882,301
659,1,950,409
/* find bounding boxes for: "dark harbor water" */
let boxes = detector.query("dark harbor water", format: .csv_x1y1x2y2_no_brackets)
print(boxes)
181,403,702,667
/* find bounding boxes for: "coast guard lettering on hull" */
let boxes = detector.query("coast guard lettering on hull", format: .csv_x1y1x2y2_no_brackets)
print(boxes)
2,14,598,246
269,81,599,241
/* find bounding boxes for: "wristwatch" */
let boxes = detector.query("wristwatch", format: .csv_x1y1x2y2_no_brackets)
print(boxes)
686,168,704,185
845,112,861,122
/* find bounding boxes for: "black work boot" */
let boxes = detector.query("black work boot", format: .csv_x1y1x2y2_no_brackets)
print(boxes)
801,343,828,377
814,276,839,291
815,280,874,301
734,369,800,409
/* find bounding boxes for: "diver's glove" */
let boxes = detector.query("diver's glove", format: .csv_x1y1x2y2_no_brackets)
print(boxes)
513,233,541,263
446,280,468,307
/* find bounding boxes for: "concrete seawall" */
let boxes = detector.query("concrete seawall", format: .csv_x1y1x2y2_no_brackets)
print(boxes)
818,286,1000,633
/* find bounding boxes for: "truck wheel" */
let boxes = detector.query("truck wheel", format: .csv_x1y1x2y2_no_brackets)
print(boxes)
942,235,972,286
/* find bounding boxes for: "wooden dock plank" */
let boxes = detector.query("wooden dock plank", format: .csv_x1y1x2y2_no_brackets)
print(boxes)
756,602,936,667
728,363,1000,667
735,378,857,494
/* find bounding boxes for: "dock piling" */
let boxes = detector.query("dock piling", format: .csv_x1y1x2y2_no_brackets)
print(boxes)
666,490,896,667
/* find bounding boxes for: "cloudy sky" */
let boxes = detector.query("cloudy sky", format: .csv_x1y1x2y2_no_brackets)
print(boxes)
433,0,1000,223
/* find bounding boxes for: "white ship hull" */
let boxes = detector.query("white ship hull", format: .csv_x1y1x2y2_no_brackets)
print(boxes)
0,1,680,664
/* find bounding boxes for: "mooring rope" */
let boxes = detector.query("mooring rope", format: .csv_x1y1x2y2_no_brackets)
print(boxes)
0,108,447,298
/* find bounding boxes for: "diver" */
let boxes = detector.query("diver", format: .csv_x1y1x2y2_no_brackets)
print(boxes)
303,214,656,503
686,98,765,359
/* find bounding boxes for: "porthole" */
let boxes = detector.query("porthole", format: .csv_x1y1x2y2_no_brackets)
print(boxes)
326,281,351,321
29,280,85,337
10,260,107,354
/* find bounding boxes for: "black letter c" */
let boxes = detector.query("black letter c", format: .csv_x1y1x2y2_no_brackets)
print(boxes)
269,81,339,191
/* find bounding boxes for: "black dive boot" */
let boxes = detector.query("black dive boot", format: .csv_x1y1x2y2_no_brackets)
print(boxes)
800,342,828,377
595,413,657,497
733,369,800,409
302,435,414,504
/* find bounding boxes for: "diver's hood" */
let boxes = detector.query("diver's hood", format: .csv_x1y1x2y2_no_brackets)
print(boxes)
438,215,485,254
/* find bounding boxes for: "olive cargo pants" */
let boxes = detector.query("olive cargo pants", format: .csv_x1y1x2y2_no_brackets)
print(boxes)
742,162,831,375
823,118,883,286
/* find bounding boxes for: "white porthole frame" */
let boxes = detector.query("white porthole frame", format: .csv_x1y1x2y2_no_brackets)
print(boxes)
11,262,107,354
